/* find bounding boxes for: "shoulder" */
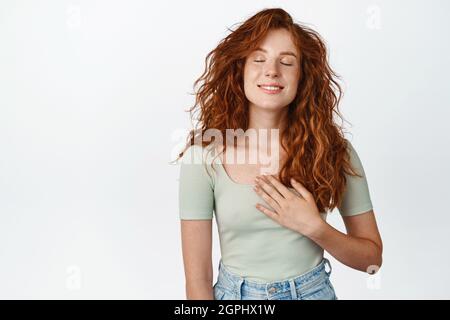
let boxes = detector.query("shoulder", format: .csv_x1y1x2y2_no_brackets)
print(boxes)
343,139,365,171
179,144,204,164
178,144,218,190
343,138,356,154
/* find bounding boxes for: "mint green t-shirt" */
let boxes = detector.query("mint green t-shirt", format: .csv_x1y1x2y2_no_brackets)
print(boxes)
178,140,373,283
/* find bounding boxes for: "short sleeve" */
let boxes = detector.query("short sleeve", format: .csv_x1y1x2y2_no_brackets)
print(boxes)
338,140,374,217
178,145,215,220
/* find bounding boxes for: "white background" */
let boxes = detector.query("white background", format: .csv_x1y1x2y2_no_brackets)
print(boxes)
0,0,449,299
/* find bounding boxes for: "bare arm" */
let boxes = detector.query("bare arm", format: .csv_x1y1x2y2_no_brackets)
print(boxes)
180,219,214,299
307,210,383,273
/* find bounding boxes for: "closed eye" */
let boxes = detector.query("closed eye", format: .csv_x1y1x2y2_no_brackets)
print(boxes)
254,60,293,66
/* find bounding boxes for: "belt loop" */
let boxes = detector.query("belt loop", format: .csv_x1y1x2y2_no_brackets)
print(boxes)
236,278,244,300
289,279,298,299
324,258,332,276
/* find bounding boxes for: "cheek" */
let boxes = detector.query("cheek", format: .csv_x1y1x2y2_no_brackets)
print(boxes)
243,69,258,88
284,80,299,101
287,72,299,91
244,65,258,78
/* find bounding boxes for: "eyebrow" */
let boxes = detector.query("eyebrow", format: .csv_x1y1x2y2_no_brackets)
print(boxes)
254,47,298,58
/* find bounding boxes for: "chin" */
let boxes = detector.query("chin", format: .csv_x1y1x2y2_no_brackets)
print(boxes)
252,102,289,111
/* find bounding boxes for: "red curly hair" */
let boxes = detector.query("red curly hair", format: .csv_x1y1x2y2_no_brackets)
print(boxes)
176,8,362,214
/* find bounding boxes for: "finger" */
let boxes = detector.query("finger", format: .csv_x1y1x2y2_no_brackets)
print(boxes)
255,203,279,221
255,175,285,204
253,184,281,211
290,178,313,201
264,174,295,199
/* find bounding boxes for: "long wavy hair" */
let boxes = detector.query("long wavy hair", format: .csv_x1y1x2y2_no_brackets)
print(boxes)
175,8,362,214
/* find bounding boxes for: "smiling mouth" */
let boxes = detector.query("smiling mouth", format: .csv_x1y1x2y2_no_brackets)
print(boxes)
257,84,284,94
257,84,284,89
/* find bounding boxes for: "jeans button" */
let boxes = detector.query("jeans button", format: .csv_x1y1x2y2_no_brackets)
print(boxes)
268,287,277,293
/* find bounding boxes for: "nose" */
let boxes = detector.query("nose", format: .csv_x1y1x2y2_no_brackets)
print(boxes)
264,60,279,78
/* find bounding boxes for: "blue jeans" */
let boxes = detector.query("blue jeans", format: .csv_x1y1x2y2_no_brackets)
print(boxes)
213,258,338,300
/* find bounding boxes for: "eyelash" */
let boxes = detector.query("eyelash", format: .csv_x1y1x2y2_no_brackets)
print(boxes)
254,60,293,66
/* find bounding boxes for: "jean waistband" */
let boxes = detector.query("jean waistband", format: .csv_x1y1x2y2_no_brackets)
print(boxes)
216,257,332,294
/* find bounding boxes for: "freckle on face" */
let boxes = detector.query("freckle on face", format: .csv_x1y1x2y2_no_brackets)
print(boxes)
243,29,300,109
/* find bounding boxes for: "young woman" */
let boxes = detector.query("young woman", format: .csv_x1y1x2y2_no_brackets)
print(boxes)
176,8,383,300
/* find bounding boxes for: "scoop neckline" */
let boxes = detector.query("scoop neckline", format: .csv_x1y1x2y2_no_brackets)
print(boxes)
216,160,298,193
209,145,282,188
216,161,257,187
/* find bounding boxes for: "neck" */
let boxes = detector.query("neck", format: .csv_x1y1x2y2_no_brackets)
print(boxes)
244,103,288,148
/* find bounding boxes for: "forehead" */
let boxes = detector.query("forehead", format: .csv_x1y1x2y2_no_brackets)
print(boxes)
253,29,298,56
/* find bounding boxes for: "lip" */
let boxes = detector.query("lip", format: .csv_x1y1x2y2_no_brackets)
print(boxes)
257,83,284,94
258,83,284,88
